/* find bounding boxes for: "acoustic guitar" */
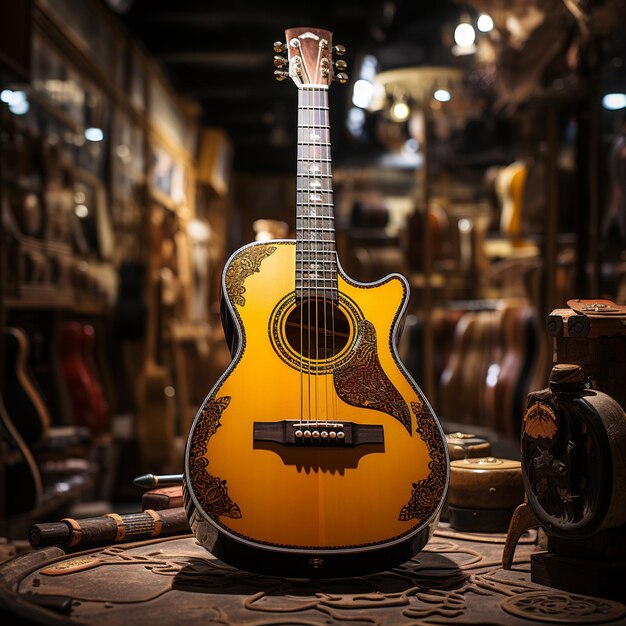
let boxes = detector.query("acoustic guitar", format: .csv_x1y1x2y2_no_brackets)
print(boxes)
0,392,43,517
2,327,51,448
184,27,448,577
59,322,109,436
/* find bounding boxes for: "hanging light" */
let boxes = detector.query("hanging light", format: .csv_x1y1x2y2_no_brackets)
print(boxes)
454,22,476,47
347,107,366,137
352,79,374,109
602,93,626,110
85,127,104,142
434,89,451,102
390,98,410,122
477,14,494,33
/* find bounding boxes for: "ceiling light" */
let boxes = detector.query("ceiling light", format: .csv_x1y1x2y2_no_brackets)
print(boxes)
390,100,410,122
347,107,366,137
434,89,451,102
1,89,26,105
85,127,104,142
75,204,89,218
454,23,476,47
352,79,374,109
8,98,29,115
359,55,378,82
602,93,626,110
477,14,494,33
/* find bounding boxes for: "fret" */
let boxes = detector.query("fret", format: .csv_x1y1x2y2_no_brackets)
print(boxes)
298,105,329,110
296,247,336,252
296,260,336,265
297,238,335,243
296,227,335,232
297,248,336,252
298,124,330,129
297,203,333,208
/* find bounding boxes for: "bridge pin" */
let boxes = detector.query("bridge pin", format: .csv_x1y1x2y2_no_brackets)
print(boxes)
312,431,320,438
304,430,312,438
321,431,328,438
337,432,345,440
295,430,303,438
329,431,337,439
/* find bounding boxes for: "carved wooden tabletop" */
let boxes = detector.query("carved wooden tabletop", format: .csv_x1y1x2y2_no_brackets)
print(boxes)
1,530,625,625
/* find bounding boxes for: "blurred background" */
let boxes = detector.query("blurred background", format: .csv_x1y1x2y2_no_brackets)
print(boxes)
0,0,625,538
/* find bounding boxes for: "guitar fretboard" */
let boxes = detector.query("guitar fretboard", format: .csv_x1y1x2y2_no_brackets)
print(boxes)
296,87,337,301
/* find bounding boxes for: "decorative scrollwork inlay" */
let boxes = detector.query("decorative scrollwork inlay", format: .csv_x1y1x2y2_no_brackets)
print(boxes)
225,245,276,307
399,399,447,522
334,319,411,433
189,396,241,519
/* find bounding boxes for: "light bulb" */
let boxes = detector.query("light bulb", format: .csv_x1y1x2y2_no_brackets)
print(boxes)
390,100,410,122
454,23,476,47
352,79,374,109
602,93,626,110
477,14,494,33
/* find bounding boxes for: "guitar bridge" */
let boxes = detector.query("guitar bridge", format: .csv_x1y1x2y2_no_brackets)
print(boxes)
253,420,383,447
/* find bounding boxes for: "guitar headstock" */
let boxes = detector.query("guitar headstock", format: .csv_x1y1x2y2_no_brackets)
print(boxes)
274,27,347,88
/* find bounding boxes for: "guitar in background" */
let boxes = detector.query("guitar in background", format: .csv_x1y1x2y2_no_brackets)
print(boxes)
136,209,175,471
59,322,109,436
0,393,43,517
184,28,448,577
2,327,51,448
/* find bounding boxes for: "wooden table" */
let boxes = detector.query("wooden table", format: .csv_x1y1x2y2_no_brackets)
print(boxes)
1,527,625,625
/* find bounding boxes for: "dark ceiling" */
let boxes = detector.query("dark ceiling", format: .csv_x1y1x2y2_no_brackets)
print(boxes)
116,0,458,172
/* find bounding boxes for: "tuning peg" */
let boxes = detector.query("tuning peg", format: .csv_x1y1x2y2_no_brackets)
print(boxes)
334,60,347,71
334,72,348,84
274,70,288,81
273,41,287,53
333,44,346,56
274,55,287,68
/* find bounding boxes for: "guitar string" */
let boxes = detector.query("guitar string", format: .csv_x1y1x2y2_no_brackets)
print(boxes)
298,87,304,427
314,85,321,427
319,83,335,421
318,45,332,427
313,46,324,429
304,87,312,426
327,84,338,425
321,84,330,424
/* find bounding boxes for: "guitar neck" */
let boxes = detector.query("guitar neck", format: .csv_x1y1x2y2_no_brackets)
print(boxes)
295,86,338,301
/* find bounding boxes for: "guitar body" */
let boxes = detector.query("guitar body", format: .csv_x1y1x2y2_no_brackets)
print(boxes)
185,241,448,576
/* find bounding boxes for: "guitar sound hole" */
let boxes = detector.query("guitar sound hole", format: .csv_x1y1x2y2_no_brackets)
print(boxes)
285,299,351,360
